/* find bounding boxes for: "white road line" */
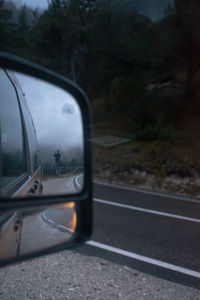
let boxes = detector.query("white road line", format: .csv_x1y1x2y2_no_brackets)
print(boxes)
57,224,73,233
86,240,200,279
41,212,72,232
75,174,82,188
94,181,200,204
94,198,200,223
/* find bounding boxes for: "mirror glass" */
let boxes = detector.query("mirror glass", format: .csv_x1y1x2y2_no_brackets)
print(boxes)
0,69,84,198
0,202,77,262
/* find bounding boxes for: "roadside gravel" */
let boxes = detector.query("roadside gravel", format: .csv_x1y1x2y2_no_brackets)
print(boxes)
0,249,199,300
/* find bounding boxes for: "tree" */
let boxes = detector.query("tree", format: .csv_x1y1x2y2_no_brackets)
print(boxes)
0,0,12,51
81,0,155,98
167,0,200,99
34,0,87,81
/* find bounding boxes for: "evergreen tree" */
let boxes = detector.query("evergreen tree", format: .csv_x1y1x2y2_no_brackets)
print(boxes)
166,0,200,99
0,0,12,51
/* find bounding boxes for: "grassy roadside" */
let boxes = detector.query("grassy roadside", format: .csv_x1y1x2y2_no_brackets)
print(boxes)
92,123,200,198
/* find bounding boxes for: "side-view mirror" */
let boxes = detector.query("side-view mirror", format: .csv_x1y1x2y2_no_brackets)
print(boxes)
0,53,92,267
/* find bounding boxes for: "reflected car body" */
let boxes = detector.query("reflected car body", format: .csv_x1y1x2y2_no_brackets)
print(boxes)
0,212,22,259
0,68,43,259
0,68,43,198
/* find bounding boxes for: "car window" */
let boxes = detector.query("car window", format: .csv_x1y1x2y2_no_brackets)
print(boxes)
0,69,26,191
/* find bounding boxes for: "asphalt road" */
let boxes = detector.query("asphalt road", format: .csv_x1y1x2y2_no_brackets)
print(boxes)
1,176,200,299
19,175,77,256
20,176,200,288
91,183,200,283
66,179,200,287
20,206,72,255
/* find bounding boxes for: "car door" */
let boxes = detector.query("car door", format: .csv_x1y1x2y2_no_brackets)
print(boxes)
0,69,27,197
4,70,43,198
0,68,26,257
0,212,22,260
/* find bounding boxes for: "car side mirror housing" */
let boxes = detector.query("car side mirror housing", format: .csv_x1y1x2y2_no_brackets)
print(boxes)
0,52,92,267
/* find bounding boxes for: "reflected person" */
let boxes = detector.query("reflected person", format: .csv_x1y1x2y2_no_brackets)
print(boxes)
54,150,61,176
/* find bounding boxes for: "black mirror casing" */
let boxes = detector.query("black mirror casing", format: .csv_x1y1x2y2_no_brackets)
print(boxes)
0,52,93,266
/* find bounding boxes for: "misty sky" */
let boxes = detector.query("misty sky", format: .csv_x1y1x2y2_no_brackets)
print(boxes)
16,72,84,153
13,0,48,9
11,0,173,21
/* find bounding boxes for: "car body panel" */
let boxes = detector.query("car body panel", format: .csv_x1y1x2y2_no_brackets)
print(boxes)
0,212,22,260
1,69,43,198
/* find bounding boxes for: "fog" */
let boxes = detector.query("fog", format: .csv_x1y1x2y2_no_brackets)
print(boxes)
10,0,174,22
16,72,84,166
11,0,48,9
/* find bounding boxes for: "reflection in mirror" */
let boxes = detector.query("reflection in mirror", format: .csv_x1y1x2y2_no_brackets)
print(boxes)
0,69,84,198
0,202,77,262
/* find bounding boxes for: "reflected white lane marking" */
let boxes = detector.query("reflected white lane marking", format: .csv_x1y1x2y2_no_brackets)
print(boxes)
94,181,200,204
87,241,200,279
41,212,72,233
76,174,82,188
94,198,200,223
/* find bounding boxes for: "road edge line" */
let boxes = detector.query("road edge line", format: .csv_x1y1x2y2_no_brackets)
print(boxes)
94,180,200,204
94,198,200,223
86,240,200,279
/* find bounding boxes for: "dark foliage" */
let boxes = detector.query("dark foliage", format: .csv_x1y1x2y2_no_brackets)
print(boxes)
1,0,197,141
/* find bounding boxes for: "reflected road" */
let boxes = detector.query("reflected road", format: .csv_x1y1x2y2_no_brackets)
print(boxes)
20,175,80,255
